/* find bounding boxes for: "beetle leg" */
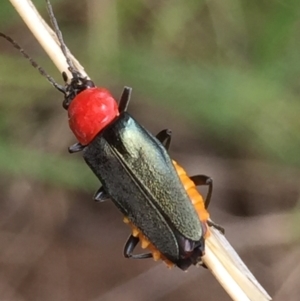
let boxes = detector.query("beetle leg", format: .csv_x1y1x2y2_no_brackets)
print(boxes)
123,235,153,259
190,175,225,234
93,187,110,202
68,142,84,153
156,129,172,150
118,86,132,113
207,220,225,234
189,175,213,209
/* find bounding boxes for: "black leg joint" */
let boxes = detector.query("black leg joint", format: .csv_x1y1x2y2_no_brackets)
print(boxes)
118,86,132,113
156,129,172,150
94,187,110,202
190,174,213,209
123,235,153,259
68,142,85,153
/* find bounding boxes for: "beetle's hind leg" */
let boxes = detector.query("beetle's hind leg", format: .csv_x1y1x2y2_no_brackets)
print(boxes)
123,235,153,259
156,129,172,150
190,175,225,234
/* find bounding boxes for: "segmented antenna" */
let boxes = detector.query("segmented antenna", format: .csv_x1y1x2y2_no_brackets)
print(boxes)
0,32,65,93
45,0,77,74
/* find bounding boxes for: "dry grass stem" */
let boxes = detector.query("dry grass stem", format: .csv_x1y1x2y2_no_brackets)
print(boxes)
9,0,87,80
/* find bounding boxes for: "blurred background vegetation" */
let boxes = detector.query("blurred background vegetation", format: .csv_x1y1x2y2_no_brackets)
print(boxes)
0,0,299,300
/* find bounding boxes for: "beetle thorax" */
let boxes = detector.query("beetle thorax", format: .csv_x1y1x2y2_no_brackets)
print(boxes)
68,87,119,145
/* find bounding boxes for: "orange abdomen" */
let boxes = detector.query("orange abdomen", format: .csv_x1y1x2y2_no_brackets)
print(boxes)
172,160,210,224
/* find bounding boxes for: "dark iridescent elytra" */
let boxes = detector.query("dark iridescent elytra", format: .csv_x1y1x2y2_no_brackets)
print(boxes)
83,112,203,262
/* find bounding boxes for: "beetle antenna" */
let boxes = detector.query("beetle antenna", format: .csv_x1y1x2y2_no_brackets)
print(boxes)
45,0,77,75
0,32,65,93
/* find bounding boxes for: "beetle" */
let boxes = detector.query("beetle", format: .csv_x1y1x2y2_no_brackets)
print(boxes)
65,78,214,270
0,0,222,271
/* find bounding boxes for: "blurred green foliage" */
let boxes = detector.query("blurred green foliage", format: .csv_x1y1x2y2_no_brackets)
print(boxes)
0,0,300,190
